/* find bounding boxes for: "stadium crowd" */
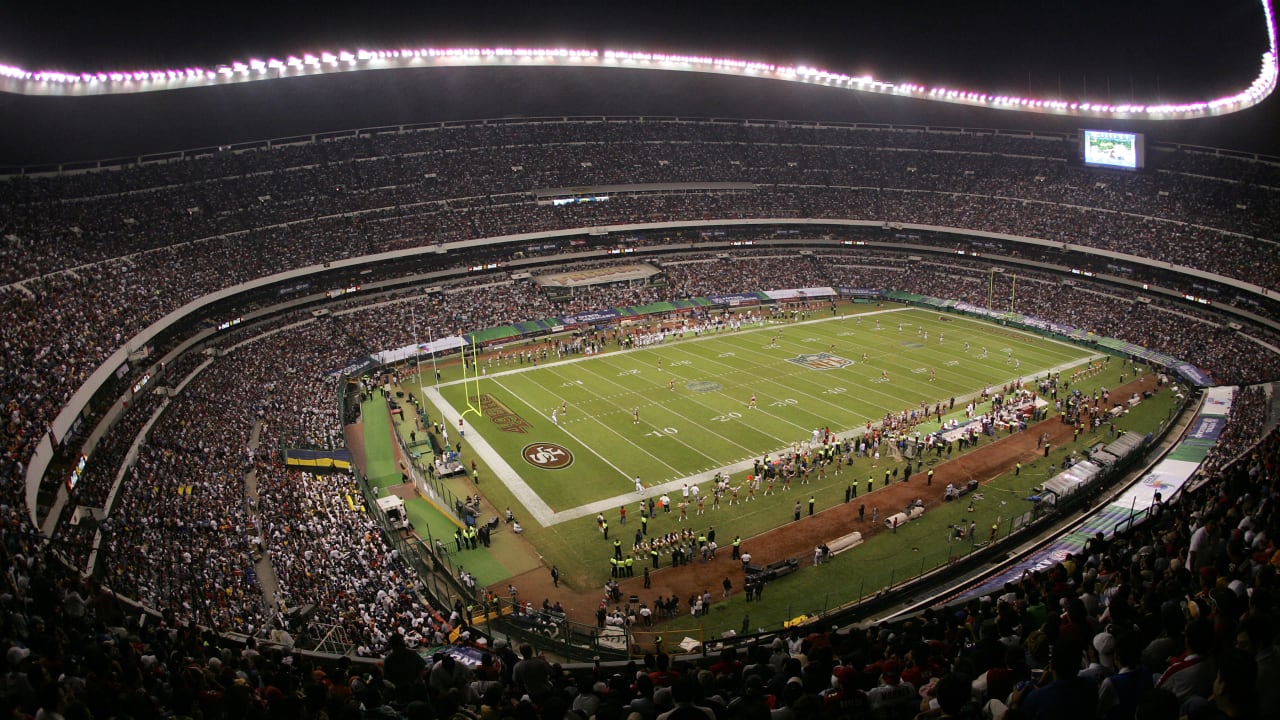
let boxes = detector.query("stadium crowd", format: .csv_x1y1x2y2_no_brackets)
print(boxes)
97,356,266,636
6,119,1280,514
12,239,1280,638
10,241,1266,648
0,122,1275,284
255,466,449,658
18,251,1270,621
3,117,1280,719
3,372,1277,720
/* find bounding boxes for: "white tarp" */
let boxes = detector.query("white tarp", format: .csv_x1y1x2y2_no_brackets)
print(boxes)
373,336,467,365
764,287,837,300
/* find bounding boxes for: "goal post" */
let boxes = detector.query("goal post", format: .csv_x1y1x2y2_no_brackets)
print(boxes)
460,335,483,418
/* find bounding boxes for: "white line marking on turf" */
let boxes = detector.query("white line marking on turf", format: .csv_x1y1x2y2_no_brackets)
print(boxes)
569,361,731,464
425,307,1100,527
506,373,684,477
421,386,558,526
541,351,1099,527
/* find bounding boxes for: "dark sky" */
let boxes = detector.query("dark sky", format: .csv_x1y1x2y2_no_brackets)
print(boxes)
0,0,1275,164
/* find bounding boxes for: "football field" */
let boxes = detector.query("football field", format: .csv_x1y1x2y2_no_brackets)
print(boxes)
423,307,1097,526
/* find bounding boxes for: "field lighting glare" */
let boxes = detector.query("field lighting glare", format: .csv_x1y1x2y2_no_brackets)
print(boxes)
0,2,1274,119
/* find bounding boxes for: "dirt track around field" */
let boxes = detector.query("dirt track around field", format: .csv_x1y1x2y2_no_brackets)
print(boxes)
493,373,1158,631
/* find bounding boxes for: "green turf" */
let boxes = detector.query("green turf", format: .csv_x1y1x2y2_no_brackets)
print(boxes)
436,307,1092,509
360,396,401,488
367,394,544,587
378,303,1180,632
652,386,1184,636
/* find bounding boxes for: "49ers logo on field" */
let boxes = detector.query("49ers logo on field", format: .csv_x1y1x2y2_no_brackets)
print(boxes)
521,443,574,470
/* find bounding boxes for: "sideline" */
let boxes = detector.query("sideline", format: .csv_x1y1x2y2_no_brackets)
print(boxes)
422,386,559,526
423,308,1102,527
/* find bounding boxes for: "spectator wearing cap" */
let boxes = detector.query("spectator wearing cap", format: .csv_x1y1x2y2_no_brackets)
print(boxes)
695,669,730,717
1097,631,1154,720
768,638,790,672
1079,629,1116,685
866,659,916,717
3,645,35,710
821,664,868,717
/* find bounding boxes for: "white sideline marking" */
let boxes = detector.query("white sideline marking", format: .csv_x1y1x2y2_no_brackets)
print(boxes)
421,386,558,526
423,309,1099,527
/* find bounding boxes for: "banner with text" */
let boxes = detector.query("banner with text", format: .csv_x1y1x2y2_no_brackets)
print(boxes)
373,336,467,365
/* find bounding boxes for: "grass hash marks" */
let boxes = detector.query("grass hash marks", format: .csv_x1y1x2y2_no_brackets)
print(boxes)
437,309,1093,518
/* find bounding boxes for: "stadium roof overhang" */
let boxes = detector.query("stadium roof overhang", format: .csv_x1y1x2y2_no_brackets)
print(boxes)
1,1,1276,121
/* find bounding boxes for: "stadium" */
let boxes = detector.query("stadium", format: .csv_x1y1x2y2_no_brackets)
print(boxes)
2,2,1280,719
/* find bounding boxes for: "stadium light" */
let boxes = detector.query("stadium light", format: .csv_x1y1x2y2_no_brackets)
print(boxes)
0,2,1274,119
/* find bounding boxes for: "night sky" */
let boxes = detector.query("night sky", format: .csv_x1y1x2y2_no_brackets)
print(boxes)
0,0,1275,163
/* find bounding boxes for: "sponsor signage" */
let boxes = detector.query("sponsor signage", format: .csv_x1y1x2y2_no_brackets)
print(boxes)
66,453,87,490
325,285,361,299
707,293,761,306
558,310,621,326
327,357,377,378
372,336,466,365
787,353,853,370
836,287,879,298
1174,363,1213,388
1186,416,1225,442
276,281,311,296
764,287,837,300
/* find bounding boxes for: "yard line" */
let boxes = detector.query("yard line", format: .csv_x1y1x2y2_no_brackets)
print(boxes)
429,306,914,390
421,386,558,527
764,330,981,400
666,335,860,414
537,351,1099,527
591,356,800,449
910,310,1099,361
693,334,907,418
768,310,1092,399
508,372,686,478
692,331,986,428
424,307,1100,527
569,360,751,466
880,313,1111,386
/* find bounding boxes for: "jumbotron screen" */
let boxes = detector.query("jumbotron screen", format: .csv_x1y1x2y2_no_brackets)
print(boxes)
1081,129,1144,170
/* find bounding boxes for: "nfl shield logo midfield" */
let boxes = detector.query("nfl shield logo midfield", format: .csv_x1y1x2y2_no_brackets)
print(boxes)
787,353,853,370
